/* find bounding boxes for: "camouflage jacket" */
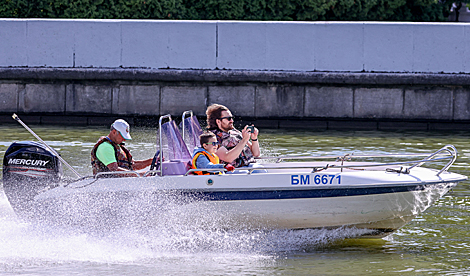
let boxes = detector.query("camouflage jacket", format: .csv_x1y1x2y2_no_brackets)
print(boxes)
210,128,255,168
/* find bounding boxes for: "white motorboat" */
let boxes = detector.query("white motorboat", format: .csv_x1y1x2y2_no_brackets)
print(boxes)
2,112,467,237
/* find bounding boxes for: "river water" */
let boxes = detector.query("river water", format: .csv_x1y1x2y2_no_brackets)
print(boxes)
0,124,469,275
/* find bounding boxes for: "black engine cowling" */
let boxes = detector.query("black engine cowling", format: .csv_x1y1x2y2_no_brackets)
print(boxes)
2,141,62,213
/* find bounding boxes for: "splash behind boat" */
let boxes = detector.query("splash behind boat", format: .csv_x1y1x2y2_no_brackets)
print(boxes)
2,112,467,237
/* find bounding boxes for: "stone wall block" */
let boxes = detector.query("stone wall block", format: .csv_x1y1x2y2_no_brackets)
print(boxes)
66,84,112,113
256,86,304,117
116,85,160,115
122,21,216,69
354,88,404,118
465,25,470,73
161,86,207,116
167,21,216,69
20,84,65,113
403,87,453,119
0,20,27,66
305,87,353,117
122,21,167,68
26,20,74,67
208,86,255,117
74,21,121,67
0,84,19,112
314,23,363,72
413,24,465,73
265,23,315,71
363,23,413,72
453,88,470,120
217,22,266,70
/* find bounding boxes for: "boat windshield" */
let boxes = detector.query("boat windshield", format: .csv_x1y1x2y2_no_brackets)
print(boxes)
161,120,192,161
179,115,203,151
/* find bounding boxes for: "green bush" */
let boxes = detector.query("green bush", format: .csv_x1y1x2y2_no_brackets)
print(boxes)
0,0,454,21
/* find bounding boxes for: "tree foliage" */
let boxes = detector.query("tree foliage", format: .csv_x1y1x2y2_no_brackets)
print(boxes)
0,0,455,21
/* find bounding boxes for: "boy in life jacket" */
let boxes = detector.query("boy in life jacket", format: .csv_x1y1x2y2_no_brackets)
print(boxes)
191,132,235,175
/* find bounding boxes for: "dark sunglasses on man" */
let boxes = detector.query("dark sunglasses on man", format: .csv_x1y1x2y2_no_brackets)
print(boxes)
219,116,235,121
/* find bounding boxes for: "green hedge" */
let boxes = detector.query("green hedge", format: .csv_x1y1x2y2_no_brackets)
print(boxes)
0,0,454,21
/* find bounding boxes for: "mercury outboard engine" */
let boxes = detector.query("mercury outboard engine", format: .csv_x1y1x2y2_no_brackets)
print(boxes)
2,141,62,215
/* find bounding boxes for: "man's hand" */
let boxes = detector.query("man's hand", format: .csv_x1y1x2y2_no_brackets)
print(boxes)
241,126,252,143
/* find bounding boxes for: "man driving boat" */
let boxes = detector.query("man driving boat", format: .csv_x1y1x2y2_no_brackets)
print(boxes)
206,104,261,168
91,119,153,176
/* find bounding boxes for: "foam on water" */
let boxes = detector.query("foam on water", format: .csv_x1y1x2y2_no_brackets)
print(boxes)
0,215,371,269
0,185,373,271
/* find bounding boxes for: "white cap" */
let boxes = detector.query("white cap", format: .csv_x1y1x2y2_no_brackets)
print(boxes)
112,119,132,140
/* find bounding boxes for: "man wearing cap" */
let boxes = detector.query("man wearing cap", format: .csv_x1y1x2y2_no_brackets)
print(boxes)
91,119,152,176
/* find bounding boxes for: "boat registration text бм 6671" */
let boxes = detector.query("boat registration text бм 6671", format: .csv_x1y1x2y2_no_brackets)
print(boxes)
291,175,341,185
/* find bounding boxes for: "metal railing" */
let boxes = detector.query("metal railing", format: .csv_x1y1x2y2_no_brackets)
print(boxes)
155,114,173,176
183,145,457,176
256,151,451,164
181,110,193,142
95,170,141,178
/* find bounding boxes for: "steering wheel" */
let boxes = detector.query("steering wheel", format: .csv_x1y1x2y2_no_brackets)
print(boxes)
150,150,161,171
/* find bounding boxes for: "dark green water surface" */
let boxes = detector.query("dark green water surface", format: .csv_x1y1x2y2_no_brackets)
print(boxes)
0,124,469,275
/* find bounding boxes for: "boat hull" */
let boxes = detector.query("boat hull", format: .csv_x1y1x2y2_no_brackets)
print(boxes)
203,183,455,236
26,163,464,237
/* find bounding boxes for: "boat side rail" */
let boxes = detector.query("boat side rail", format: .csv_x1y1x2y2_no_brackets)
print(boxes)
184,155,453,175
257,152,451,163
143,170,161,177
252,145,458,176
185,168,229,175
94,171,141,178
64,171,143,188
407,145,457,176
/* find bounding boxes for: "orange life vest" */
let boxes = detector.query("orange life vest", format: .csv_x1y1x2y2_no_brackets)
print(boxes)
191,150,222,175
91,136,133,175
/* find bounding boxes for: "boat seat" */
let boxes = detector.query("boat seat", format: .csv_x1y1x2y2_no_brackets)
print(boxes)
161,159,191,176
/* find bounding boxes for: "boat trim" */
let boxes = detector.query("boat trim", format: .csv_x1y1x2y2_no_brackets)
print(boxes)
155,182,457,201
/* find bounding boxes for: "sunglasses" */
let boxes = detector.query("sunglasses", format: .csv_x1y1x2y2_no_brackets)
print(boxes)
205,141,220,146
219,116,234,121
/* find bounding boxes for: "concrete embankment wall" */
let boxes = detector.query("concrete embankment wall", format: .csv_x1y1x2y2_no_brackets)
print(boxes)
1,19,470,130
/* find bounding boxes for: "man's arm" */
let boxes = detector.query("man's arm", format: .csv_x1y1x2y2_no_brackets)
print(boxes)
216,127,251,163
248,140,260,157
132,158,153,170
106,162,128,172
96,143,150,175
106,159,152,177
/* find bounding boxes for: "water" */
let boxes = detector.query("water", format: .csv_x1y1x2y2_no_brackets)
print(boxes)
0,124,469,275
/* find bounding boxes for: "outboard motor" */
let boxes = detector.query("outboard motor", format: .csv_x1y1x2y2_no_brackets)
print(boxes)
2,141,62,214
